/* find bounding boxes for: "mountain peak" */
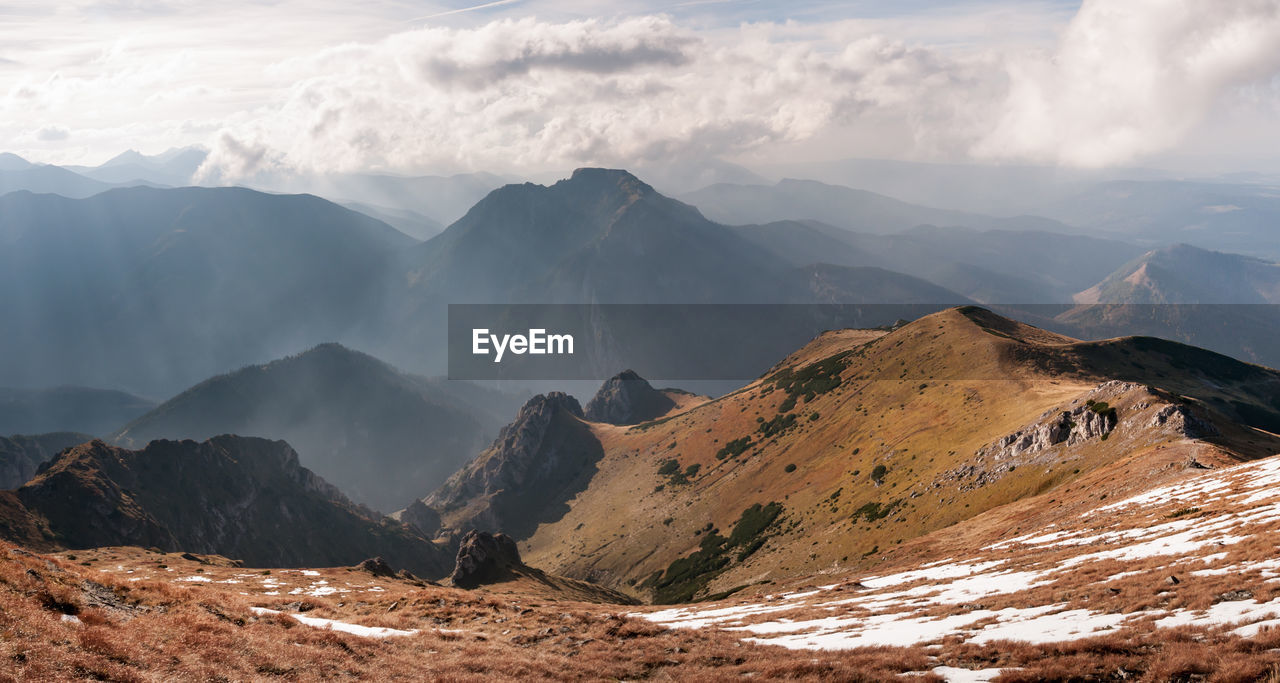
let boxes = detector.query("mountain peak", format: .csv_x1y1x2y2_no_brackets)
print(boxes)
423,390,601,538
0,152,32,170
560,167,656,198
584,369,676,425
101,149,147,167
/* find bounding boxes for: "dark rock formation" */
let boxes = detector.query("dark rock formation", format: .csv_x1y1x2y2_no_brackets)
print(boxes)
583,370,676,425
422,393,603,538
449,530,523,588
5,436,452,578
355,557,398,578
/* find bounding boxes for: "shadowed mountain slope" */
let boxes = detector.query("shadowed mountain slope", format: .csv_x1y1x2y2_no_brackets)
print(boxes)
0,186,414,396
110,344,521,512
2,436,452,578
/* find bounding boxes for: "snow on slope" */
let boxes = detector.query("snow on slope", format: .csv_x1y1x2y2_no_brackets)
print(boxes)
640,453,1280,653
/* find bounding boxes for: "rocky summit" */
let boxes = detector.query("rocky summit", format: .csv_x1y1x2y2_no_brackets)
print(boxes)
420,392,603,539
583,370,676,425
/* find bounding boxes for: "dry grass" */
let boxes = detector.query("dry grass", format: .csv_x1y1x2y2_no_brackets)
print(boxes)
0,543,945,681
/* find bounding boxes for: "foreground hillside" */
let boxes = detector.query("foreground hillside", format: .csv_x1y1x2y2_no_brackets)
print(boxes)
0,541,956,681
423,307,1280,604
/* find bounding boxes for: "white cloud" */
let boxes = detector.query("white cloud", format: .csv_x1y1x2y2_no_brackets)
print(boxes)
973,0,1280,166
34,125,69,141
3,1,1279,173
197,16,1007,178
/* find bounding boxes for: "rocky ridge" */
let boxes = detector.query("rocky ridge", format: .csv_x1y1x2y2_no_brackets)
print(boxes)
420,392,603,539
3,436,452,577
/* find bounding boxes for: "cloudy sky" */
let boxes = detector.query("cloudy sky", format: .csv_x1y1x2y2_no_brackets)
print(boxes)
2,0,1279,177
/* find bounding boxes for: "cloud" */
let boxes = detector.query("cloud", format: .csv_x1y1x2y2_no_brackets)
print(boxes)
34,125,69,141
973,0,1280,166
196,131,275,182
10,1,1276,174
203,16,1006,177
408,16,695,88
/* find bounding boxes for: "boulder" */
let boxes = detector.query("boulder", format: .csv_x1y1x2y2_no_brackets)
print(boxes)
450,530,523,588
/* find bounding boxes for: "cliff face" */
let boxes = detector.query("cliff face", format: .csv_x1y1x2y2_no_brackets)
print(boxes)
422,393,603,539
9,436,452,578
583,370,676,426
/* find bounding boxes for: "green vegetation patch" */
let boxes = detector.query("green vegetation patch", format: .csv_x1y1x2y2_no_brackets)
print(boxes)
853,499,902,523
758,413,798,438
870,464,888,484
766,350,854,411
1085,399,1118,421
657,458,693,486
651,502,785,604
715,436,752,460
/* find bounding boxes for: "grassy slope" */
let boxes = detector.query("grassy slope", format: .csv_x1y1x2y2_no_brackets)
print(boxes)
521,307,1280,601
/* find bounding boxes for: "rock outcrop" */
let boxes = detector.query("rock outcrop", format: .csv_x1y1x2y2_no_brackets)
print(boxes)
1151,404,1219,438
449,530,524,588
583,370,676,425
422,393,604,539
5,436,452,578
975,382,1133,465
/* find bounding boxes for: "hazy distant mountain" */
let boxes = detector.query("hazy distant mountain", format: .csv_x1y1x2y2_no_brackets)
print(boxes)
735,220,1145,303
402,168,962,305
631,158,771,195
0,155,114,198
341,201,443,241
4,436,452,576
681,178,1072,234
1050,244,1280,370
65,147,208,187
1046,180,1280,259
259,171,505,228
111,344,521,512
0,153,32,171
380,169,974,380
0,386,155,436
0,186,413,395
1074,244,1280,305
757,157,1170,215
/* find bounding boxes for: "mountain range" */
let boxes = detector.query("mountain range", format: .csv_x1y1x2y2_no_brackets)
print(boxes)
110,343,523,512
4,164,1280,438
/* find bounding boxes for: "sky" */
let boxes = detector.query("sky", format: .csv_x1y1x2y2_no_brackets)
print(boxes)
1,0,1278,177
